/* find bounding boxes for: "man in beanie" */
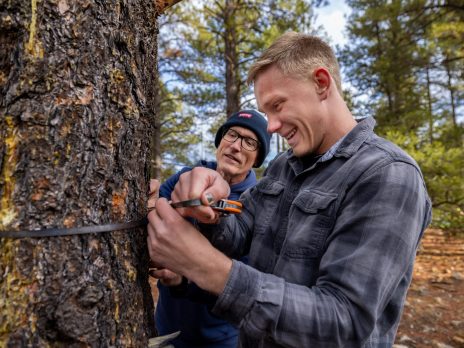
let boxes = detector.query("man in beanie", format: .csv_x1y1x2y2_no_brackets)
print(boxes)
151,109,271,348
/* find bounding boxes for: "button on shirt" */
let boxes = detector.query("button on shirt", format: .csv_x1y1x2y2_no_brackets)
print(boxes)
203,117,432,348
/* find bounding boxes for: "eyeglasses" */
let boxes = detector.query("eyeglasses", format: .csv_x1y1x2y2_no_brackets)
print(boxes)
222,129,260,152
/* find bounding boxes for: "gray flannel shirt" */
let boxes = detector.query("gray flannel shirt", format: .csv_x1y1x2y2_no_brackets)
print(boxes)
205,117,432,347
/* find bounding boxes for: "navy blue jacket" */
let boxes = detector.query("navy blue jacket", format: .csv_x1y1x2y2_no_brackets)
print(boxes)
155,160,257,348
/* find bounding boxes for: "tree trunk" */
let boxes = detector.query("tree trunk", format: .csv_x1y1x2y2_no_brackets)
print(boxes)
444,59,457,128
425,65,434,144
224,0,240,117
0,0,161,346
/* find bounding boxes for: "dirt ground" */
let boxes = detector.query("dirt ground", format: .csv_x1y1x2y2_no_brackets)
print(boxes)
150,228,464,347
395,228,464,348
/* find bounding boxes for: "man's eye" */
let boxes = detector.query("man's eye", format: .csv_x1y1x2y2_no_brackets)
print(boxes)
244,138,255,147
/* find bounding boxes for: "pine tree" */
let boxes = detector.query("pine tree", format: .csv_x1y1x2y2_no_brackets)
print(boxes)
0,0,176,345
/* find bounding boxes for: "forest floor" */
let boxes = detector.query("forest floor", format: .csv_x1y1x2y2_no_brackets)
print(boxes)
395,228,464,348
150,228,464,347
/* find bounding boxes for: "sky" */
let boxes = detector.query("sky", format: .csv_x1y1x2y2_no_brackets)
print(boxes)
314,0,351,46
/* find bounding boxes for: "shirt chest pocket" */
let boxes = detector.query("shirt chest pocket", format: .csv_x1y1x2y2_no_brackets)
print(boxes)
254,178,285,235
284,189,338,259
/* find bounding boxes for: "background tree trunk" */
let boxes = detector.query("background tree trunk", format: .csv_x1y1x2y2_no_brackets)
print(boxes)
224,0,240,117
0,0,161,346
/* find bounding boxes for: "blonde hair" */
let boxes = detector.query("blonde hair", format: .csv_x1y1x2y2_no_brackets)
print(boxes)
247,32,343,95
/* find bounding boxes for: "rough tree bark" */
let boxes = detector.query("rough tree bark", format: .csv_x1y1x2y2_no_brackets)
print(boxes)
0,0,177,346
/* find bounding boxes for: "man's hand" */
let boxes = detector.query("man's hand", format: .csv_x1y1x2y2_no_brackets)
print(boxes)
147,197,232,295
171,167,230,223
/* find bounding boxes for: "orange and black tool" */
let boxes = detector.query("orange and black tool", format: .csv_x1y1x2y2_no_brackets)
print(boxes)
170,198,242,215
210,199,243,214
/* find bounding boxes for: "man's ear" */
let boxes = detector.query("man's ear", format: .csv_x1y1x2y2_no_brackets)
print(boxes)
313,67,331,99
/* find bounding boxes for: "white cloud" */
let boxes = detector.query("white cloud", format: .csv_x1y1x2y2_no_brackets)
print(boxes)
314,0,351,46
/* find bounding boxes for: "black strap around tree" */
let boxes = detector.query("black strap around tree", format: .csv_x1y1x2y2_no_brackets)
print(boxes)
0,218,148,239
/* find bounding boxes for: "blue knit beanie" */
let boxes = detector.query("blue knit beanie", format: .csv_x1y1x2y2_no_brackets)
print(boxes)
215,109,272,168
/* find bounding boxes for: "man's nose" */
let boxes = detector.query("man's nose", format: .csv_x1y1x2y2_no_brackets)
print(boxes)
230,138,242,151
267,115,281,133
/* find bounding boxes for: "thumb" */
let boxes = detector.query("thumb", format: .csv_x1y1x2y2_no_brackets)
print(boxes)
199,173,230,206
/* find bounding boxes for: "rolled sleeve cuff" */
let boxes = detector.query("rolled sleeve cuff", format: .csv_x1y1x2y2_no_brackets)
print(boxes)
212,259,260,325
213,259,285,337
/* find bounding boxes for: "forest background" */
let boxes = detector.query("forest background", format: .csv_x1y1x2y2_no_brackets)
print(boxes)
154,0,463,233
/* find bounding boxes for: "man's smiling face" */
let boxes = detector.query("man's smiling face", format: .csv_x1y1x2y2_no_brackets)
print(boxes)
216,126,259,184
255,64,328,157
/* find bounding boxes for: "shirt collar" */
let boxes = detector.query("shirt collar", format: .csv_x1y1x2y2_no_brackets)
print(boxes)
335,117,376,158
286,117,376,173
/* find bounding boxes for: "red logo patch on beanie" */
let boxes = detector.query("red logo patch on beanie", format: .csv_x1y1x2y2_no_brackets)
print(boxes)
238,113,252,118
